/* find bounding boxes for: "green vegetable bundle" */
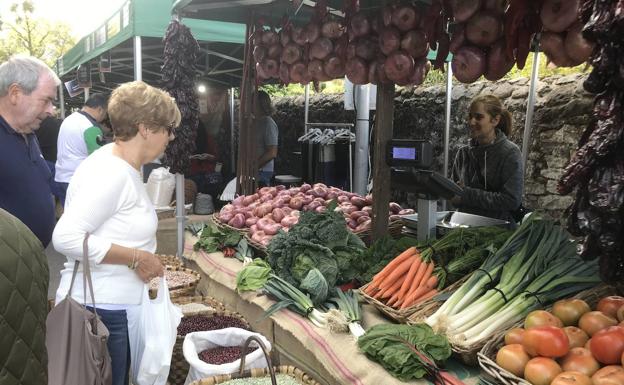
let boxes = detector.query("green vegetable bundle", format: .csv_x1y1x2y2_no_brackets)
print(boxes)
267,202,366,290
236,259,272,292
357,324,451,381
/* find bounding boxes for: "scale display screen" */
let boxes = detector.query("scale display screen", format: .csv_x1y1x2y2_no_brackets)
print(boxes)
386,139,432,168
392,147,418,161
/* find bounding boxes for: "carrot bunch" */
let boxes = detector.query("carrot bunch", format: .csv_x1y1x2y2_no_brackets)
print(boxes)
362,246,439,310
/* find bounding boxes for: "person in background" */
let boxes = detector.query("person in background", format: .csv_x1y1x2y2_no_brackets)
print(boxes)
55,93,109,206
0,54,60,247
0,208,50,385
53,81,179,385
253,90,278,186
36,111,64,207
450,94,524,223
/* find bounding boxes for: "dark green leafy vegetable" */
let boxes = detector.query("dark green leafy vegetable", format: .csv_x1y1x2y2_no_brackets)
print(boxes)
267,202,366,288
357,323,451,381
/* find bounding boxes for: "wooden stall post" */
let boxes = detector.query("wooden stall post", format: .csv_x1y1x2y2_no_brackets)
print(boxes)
237,20,257,195
371,82,395,241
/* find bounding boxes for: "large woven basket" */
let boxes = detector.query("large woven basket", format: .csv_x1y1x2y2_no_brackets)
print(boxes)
169,310,252,385
477,284,616,385
352,217,404,244
189,366,321,385
158,254,184,268
360,274,470,324
244,234,268,256
212,213,250,234
172,295,227,315
189,335,320,385
149,266,201,299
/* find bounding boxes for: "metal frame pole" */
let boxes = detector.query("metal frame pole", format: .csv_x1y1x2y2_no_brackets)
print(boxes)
522,44,540,172
443,64,453,178
230,88,236,173
304,84,312,182
58,84,65,119
133,36,142,81
354,84,370,195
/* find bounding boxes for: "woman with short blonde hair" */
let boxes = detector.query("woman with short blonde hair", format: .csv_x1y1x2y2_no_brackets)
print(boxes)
53,80,180,385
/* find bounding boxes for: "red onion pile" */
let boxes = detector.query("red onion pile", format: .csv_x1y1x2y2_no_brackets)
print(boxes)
217,184,414,246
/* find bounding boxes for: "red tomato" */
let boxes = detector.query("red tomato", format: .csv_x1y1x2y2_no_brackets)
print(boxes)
551,371,593,385
559,347,600,377
524,357,562,385
563,326,589,348
597,296,624,319
592,366,624,385
579,311,618,336
524,310,564,329
617,305,624,322
495,344,530,377
589,326,624,365
553,299,591,326
504,328,525,345
522,326,570,358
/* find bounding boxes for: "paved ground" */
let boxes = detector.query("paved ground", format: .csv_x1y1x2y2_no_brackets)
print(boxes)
45,243,65,300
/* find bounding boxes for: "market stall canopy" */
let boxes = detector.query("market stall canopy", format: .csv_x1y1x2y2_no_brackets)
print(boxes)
58,0,246,106
171,0,428,24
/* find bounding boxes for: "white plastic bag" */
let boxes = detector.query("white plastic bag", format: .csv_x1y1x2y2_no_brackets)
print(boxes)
127,278,183,385
145,167,176,207
183,328,271,385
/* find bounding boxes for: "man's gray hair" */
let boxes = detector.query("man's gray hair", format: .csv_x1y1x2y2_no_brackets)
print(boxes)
0,54,61,97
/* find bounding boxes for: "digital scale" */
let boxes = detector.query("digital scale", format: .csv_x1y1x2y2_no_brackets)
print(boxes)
387,139,462,241
386,139,510,241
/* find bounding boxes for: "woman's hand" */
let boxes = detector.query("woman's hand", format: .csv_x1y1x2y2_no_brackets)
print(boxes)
134,250,164,283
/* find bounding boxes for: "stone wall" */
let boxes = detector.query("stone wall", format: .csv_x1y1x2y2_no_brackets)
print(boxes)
270,73,593,220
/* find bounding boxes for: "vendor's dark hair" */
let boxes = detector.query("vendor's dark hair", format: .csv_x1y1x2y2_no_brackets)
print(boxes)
84,93,109,109
470,94,513,136
256,90,275,116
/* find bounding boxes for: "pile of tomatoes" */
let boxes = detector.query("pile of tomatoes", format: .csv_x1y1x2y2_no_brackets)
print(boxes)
495,295,624,385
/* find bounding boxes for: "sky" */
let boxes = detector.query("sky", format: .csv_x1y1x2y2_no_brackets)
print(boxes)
0,0,127,39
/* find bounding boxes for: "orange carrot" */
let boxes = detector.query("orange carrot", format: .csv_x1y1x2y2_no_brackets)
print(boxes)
372,246,417,283
416,261,434,289
423,275,438,290
406,259,429,296
396,254,422,300
377,256,415,289
400,285,430,309
376,276,404,300
403,289,439,309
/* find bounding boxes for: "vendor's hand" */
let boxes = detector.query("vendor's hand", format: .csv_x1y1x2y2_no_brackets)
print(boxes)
456,180,465,188
134,250,164,283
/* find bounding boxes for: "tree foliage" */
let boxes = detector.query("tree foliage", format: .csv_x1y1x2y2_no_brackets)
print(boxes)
0,0,75,67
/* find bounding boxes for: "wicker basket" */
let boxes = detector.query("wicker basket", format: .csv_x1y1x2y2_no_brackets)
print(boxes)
158,254,184,268
352,217,404,244
359,282,413,323
169,310,252,385
244,234,268,256
149,266,201,299
477,284,616,385
172,295,227,315
189,366,321,385
189,335,320,385
212,213,250,234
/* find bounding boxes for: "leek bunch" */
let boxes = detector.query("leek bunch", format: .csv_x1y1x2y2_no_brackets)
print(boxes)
426,214,601,347
263,274,328,327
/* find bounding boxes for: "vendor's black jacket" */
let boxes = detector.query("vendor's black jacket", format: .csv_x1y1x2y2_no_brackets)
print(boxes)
451,129,523,222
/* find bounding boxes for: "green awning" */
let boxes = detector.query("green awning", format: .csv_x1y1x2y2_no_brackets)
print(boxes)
58,0,245,77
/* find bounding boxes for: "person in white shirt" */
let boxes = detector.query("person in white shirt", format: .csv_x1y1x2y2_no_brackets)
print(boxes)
55,93,108,205
52,81,180,385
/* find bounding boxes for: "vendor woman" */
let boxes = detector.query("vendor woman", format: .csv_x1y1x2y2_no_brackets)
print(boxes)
450,94,524,222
